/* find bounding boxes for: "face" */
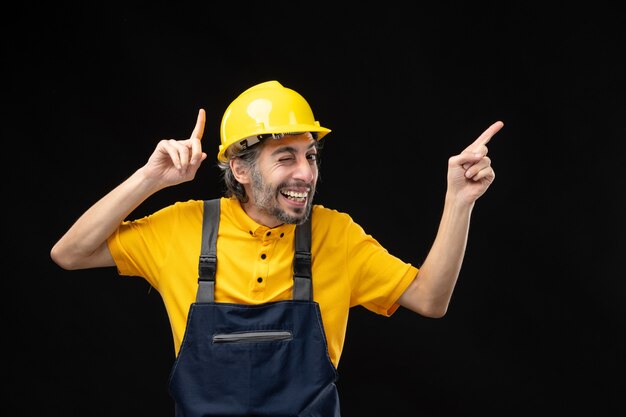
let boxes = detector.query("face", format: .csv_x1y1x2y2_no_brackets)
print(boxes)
243,133,319,226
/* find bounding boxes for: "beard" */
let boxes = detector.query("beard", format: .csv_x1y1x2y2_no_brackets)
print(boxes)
249,166,315,225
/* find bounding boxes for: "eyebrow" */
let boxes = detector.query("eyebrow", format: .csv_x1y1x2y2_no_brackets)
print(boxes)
270,142,317,157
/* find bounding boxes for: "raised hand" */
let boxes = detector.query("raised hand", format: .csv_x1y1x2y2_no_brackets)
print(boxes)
143,109,208,188
447,121,504,204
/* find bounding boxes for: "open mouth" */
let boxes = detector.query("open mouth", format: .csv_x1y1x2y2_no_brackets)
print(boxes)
280,189,308,204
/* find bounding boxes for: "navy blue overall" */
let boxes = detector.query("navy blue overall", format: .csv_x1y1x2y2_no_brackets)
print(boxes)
168,199,341,417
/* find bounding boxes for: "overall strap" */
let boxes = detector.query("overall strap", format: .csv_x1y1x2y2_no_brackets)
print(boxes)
196,199,220,303
293,216,313,301
196,199,313,303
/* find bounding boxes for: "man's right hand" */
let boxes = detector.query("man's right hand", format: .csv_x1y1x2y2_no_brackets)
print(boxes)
142,108,208,188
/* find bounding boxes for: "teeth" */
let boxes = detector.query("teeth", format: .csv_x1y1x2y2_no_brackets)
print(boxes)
283,190,308,198
282,190,308,200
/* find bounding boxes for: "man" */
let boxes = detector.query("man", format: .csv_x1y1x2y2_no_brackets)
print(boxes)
51,80,503,416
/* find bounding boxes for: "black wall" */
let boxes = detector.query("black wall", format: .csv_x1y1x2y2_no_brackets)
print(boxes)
5,2,624,416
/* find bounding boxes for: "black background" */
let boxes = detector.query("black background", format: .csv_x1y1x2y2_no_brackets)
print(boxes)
5,1,625,416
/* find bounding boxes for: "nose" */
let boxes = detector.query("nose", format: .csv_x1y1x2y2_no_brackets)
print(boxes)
293,155,316,183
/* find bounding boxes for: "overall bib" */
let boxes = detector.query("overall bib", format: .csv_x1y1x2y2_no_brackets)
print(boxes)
169,199,341,417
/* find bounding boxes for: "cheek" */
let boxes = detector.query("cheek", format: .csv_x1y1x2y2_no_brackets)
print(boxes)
312,162,320,177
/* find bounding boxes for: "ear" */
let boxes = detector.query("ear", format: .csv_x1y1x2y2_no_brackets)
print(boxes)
230,158,251,184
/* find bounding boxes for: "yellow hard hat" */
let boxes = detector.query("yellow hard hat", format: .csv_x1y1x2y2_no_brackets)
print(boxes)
218,81,331,162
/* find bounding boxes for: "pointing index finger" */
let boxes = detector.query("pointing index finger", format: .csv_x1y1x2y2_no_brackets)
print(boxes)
464,120,504,152
191,108,206,140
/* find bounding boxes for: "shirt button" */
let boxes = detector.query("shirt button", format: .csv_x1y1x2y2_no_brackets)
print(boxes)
257,277,263,283
260,253,267,260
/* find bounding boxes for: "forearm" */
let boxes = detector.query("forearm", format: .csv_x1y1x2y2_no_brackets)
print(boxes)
50,167,162,270
399,193,474,317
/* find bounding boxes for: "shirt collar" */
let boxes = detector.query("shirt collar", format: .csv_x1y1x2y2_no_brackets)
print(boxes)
224,197,296,239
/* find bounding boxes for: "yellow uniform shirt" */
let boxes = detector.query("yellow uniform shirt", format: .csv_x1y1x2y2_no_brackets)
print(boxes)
108,197,418,368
